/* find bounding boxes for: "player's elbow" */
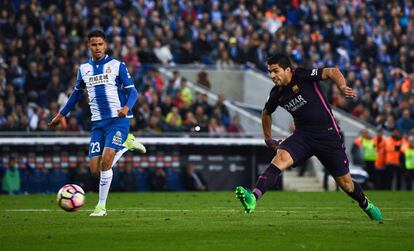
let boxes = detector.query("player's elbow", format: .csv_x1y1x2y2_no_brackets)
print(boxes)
322,67,340,80
262,108,271,117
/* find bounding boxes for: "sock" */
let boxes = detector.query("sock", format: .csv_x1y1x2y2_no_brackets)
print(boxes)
345,181,368,209
97,169,113,208
252,163,281,200
111,147,128,167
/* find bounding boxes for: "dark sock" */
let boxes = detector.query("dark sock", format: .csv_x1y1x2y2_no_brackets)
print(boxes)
252,163,281,200
345,181,368,209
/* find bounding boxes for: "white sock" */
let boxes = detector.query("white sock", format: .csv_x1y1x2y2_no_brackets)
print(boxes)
98,169,113,208
111,147,128,167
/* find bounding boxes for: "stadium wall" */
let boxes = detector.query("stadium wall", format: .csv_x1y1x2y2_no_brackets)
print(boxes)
0,137,281,192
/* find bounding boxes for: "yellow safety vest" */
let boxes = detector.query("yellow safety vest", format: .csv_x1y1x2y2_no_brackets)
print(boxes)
405,148,414,170
362,138,377,161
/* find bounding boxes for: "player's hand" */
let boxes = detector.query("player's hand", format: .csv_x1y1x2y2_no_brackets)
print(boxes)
339,85,356,99
265,138,283,152
48,113,63,127
117,106,129,117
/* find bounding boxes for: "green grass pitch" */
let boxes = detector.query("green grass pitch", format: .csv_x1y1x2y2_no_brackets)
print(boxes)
1,191,414,251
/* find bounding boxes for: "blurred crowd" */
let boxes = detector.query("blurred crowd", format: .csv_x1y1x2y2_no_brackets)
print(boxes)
0,0,414,136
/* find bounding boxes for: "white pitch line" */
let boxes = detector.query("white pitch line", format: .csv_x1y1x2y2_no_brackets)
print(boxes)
2,208,414,213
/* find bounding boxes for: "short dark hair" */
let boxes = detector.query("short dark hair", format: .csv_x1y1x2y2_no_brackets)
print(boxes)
267,53,292,69
87,30,106,41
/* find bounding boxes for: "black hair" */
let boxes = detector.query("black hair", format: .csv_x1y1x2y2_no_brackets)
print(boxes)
266,53,292,70
87,30,106,41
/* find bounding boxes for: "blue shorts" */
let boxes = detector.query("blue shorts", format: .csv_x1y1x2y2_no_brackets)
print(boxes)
279,128,349,177
89,117,130,158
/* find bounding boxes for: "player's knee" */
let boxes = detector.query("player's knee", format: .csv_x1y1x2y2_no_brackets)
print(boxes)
272,151,293,170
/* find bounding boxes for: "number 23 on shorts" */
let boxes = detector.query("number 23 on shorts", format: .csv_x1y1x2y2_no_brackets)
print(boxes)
90,142,101,154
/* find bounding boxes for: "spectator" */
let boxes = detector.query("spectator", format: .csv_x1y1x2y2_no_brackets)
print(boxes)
396,109,414,135
178,78,192,107
7,55,25,90
153,40,174,65
182,111,198,132
165,106,182,131
16,114,30,132
196,71,211,89
1,115,17,131
208,117,225,135
65,116,81,132
216,50,235,70
227,115,245,134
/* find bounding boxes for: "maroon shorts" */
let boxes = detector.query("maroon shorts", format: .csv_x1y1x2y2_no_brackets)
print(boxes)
279,129,349,177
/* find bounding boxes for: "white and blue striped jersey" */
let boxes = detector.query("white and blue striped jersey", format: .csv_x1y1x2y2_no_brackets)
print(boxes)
75,55,135,121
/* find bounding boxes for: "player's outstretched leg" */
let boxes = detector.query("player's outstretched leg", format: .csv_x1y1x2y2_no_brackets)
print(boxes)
124,134,146,153
339,176,383,222
363,200,383,222
111,134,146,168
235,186,256,213
235,163,282,213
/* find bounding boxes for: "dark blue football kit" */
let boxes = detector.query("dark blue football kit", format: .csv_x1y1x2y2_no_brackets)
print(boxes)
264,68,349,177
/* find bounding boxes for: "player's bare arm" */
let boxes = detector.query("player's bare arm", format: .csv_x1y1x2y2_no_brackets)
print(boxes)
48,113,64,127
262,108,280,151
321,68,356,99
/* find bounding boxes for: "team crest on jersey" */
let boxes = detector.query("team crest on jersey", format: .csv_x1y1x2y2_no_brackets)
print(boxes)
105,66,111,73
112,131,123,146
292,85,299,93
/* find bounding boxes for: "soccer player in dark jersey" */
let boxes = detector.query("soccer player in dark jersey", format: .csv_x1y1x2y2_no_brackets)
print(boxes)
235,53,383,222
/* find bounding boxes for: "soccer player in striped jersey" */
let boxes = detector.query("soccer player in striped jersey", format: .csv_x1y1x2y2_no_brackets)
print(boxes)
49,30,145,216
235,53,383,222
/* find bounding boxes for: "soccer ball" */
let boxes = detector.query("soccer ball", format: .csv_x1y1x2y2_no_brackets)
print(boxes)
56,184,85,212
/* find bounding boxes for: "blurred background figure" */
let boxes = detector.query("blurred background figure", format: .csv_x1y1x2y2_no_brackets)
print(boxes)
119,162,137,192
227,115,245,135
1,156,21,194
150,167,166,191
373,128,386,190
182,164,207,191
401,135,414,190
360,129,377,189
384,129,403,190
69,162,93,192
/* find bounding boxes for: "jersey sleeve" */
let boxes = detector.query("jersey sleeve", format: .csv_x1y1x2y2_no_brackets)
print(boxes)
263,87,279,114
295,67,323,82
119,62,134,88
75,69,86,90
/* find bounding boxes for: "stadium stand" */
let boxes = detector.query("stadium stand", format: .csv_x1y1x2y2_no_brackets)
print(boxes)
1,0,414,134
